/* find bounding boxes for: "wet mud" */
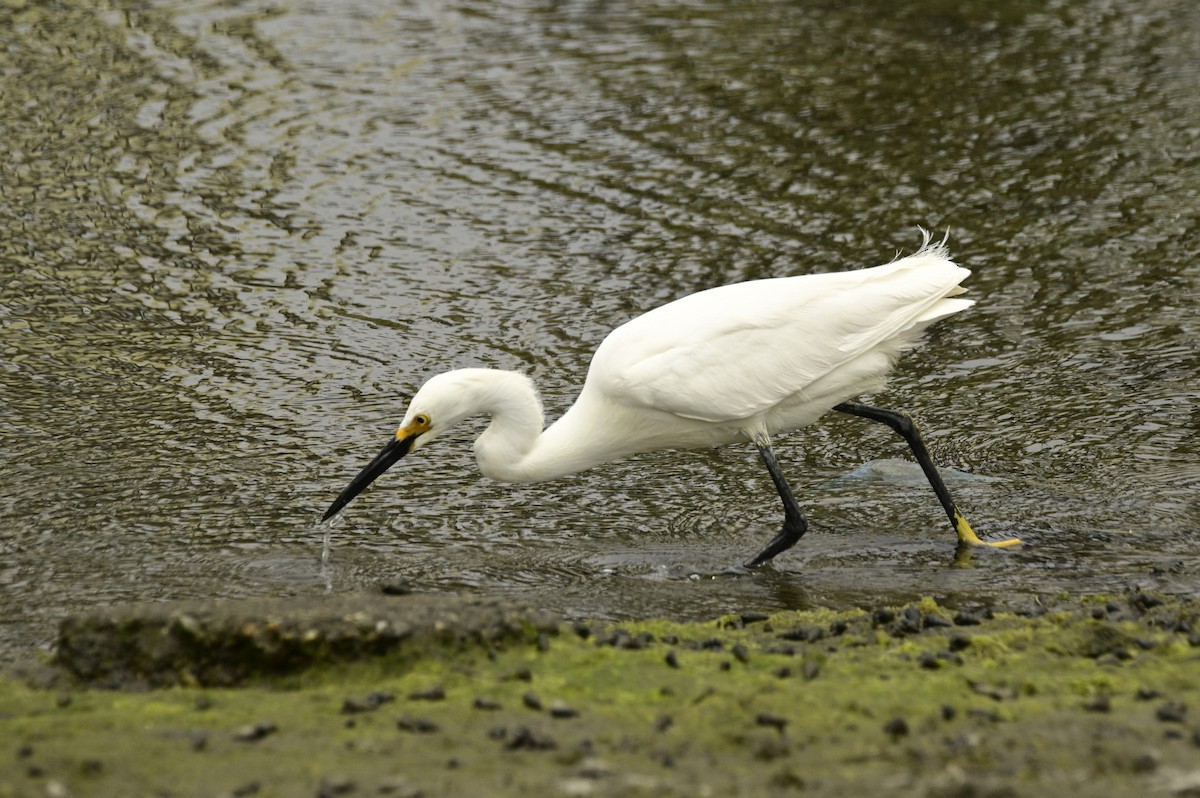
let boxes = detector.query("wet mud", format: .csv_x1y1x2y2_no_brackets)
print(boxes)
3,589,1200,797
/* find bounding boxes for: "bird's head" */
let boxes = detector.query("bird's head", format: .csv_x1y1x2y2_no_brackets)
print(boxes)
320,369,513,522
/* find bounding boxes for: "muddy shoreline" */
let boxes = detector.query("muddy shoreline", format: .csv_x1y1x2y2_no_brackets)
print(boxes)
3,589,1200,797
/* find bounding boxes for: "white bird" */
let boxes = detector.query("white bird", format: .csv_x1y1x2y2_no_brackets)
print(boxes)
323,232,1021,566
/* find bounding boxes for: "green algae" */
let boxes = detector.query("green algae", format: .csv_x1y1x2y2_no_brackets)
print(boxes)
3,594,1200,797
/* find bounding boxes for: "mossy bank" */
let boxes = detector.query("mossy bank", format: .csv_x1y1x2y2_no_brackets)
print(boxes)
3,589,1200,797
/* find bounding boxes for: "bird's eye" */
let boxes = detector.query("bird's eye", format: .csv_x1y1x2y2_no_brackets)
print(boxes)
414,414,430,427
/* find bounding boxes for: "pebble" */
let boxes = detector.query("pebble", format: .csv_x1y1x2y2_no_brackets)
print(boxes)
549,701,579,719
473,697,501,711
503,667,533,682
232,722,277,742
664,650,680,669
408,685,445,701
756,713,788,732
731,643,750,663
1156,702,1187,723
883,718,909,738
396,716,439,734
341,691,394,714
500,725,557,751
522,692,543,711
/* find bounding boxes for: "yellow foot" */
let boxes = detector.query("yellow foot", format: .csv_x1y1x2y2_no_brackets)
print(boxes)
954,511,1023,548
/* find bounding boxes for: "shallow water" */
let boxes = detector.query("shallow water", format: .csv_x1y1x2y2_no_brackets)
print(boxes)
2,0,1198,657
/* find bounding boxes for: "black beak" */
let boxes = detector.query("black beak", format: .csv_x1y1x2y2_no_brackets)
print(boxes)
322,434,416,521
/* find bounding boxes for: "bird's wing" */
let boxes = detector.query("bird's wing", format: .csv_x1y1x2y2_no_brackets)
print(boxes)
589,256,971,424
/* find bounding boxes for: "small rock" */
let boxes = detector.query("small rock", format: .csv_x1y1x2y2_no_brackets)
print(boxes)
732,643,750,663
1137,687,1163,701
571,622,592,639
883,718,909,738
741,611,770,625
924,613,953,629
503,667,533,683
1131,751,1159,773
1083,695,1112,713
408,685,445,702
953,612,983,626
536,632,551,652
773,666,792,679
918,652,942,670
779,626,824,642
802,660,821,681
522,692,543,711
342,692,394,714
549,701,579,719
872,608,895,625
44,781,69,798
575,756,614,779
502,726,557,751
232,722,277,742
948,634,972,652
941,705,957,721
473,697,501,711
665,650,680,669
396,716,439,734
1157,702,1188,723
756,713,788,732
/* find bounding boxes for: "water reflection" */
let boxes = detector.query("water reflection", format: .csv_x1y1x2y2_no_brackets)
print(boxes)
1,0,1197,657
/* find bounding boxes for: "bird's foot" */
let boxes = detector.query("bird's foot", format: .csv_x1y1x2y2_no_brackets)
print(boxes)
954,511,1023,548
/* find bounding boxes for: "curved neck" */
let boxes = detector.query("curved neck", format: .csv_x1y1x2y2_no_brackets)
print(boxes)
471,375,630,483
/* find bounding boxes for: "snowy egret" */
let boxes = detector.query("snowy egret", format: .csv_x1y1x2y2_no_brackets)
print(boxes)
323,232,1021,566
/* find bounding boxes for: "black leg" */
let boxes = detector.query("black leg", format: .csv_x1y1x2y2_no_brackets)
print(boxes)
746,435,809,567
833,402,1020,548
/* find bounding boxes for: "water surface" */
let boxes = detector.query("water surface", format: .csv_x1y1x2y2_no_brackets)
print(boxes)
2,0,1198,657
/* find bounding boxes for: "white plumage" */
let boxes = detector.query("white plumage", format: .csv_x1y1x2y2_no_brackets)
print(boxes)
324,232,1021,565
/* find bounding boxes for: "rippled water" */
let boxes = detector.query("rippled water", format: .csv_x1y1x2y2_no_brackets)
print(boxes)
2,0,1198,657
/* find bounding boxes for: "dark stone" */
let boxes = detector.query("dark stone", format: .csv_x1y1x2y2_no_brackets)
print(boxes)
1156,702,1187,723
408,685,445,701
232,722,277,742
756,713,788,732
396,716,439,734
342,692,394,714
